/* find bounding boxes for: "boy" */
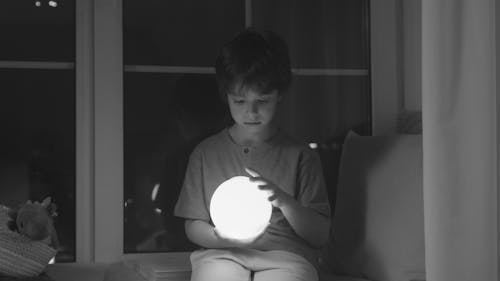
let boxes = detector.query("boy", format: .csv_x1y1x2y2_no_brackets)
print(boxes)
174,28,330,281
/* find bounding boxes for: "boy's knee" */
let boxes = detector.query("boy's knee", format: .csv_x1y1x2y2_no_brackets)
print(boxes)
254,251,318,281
190,250,251,281
191,259,250,281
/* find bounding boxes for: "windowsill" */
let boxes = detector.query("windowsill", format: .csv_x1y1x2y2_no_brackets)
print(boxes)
46,252,192,281
47,262,109,281
122,252,192,281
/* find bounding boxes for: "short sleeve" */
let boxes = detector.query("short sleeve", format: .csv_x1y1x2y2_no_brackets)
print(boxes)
174,147,210,221
297,148,331,217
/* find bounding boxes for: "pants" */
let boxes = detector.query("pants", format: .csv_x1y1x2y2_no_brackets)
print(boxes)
190,248,318,281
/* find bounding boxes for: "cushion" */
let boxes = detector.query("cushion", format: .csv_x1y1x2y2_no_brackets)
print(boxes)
324,134,425,281
0,206,56,278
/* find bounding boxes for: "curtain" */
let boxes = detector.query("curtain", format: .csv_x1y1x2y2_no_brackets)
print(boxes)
422,1,498,280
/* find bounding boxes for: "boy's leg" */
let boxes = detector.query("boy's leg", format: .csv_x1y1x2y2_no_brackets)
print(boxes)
190,249,251,281
250,250,318,281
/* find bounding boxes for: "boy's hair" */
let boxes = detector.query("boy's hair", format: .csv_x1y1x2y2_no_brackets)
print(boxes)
215,28,292,100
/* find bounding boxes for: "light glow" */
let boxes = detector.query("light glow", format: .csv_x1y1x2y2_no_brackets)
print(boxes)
210,176,272,240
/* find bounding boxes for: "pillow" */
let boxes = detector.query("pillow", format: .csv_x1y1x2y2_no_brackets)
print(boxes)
0,206,57,278
324,134,425,281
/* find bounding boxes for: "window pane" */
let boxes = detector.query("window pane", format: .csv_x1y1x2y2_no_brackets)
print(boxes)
124,0,245,66
0,1,75,62
253,0,370,69
0,69,76,262
277,75,371,214
123,73,230,253
278,75,371,142
123,1,371,253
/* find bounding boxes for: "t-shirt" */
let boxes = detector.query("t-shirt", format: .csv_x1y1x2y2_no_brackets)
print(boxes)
174,128,330,267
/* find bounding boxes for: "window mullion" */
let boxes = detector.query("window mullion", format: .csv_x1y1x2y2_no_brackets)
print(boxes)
123,64,369,76
93,0,124,263
76,0,95,263
245,0,252,27
0,61,74,69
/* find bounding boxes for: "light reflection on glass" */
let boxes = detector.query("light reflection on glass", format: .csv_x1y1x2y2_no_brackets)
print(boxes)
308,143,318,149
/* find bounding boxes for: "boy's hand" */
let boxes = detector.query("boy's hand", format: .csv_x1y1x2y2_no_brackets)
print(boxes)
245,167,293,208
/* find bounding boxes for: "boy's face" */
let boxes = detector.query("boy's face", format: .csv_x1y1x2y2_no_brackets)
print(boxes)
227,87,281,133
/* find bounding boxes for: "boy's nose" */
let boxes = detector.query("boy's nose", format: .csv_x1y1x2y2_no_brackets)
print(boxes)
247,102,258,114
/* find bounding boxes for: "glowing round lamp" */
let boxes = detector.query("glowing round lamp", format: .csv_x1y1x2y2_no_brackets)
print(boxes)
210,176,272,241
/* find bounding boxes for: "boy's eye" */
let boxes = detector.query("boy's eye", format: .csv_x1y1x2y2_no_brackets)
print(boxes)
257,99,269,104
233,100,244,104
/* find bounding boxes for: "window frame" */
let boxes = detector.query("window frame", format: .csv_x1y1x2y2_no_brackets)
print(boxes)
75,0,94,263
92,0,124,263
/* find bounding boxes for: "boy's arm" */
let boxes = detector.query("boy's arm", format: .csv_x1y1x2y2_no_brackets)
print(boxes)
279,199,330,248
185,219,223,248
246,168,330,248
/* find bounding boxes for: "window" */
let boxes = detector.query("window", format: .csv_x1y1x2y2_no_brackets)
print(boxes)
123,0,371,253
0,1,76,262
0,0,372,262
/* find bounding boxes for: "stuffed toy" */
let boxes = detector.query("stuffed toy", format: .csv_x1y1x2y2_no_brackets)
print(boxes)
0,197,58,279
12,197,59,249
